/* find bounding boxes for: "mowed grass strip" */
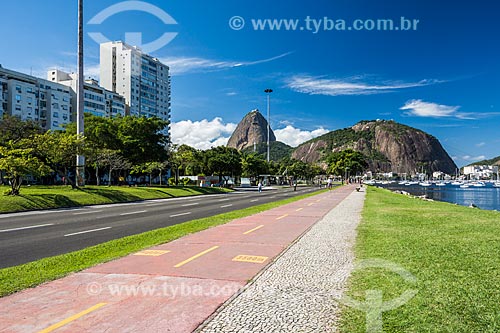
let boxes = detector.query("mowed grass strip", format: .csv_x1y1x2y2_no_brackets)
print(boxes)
0,189,326,297
0,185,231,214
340,187,500,332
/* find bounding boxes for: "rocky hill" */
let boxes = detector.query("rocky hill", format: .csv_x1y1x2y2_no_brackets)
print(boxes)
227,110,276,150
292,120,458,175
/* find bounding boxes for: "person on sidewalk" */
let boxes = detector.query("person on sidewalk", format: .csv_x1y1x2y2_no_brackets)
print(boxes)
258,181,263,193
327,177,332,190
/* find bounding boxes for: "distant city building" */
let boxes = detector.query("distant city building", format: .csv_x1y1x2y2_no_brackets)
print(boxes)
0,65,72,130
99,41,171,139
47,69,126,118
432,171,451,180
463,165,499,180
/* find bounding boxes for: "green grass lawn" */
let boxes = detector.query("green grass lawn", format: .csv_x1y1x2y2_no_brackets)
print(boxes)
0,185,231,213
340,187,500,332
0,189,326,297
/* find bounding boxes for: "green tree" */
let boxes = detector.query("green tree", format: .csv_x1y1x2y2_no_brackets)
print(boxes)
0,146,51,195
0,115,43,146
31,131,84,188
325,149,368,177
176,144,203,176
66,114,170,165
116,116,169,165
96,149,131,186
204,146,241,184
131,161,168,186
241,153,269,178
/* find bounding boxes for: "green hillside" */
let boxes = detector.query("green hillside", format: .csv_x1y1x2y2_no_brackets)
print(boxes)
241,141,293,161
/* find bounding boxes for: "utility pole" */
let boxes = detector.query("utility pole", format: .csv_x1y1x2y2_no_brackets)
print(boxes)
264,89,273,162
76,0,85,186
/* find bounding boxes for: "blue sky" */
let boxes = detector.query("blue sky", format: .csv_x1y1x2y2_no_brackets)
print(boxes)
1,0,499,166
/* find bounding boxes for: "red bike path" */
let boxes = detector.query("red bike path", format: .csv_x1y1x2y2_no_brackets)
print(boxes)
0,185,356,333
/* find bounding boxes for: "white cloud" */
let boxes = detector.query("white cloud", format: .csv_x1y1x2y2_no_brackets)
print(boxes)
475,142,486,147
285,75,441,96
401,99,500,120
274,125,329,147
160,52,292,75
400,99,459,118
85,64,100,80
452,155,486,162
170,118,237,150
171,119,328,150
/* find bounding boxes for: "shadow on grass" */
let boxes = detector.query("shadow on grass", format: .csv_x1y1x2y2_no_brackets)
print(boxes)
81,188,145,202
20,194,80,209
164,186,229,195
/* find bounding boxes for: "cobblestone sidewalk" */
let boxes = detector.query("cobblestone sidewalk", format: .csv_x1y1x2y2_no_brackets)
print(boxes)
198,189,366,333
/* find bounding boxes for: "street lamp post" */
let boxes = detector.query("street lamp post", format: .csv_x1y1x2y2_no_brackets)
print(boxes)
344,167,350,185
76,0,85,186
264,89,273,162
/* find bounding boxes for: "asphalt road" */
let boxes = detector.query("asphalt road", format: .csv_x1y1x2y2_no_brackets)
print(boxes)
0,186,322,269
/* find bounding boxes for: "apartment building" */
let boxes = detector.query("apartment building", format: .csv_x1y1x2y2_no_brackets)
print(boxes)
99,41,171,137
0,65,72,130
47,69,126,118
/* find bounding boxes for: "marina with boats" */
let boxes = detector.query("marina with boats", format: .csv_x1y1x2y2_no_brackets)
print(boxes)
365,179,500,211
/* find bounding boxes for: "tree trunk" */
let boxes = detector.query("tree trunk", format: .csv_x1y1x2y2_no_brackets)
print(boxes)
108,168,112,187
159,170,162,186
8,175,22,195
96,166,100,186
63,167,77,189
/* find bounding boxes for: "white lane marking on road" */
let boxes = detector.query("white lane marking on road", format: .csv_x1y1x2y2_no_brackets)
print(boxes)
73,210,104,215
64,227,111,237
218,198,231,202
145,203,165,207
0,223,54,233
119,210,147,216
182,203,199,207
250,199,259,202
0,210,73,219
170,212,192,218
220,204,233,208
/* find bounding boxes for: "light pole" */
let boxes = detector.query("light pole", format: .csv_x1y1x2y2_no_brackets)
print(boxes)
264,89,273,162
344,167,350,185
76,0,85,186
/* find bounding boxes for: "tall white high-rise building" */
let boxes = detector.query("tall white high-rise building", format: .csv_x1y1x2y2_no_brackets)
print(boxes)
100,41,171,137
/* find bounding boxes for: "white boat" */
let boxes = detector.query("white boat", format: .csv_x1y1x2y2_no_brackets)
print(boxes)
472,182,486,187
419,181,432,187
460,184,470,188
398,181,407,185
436,182,446,187
451,181,463,186
364,180,376,185
494,182,500,188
